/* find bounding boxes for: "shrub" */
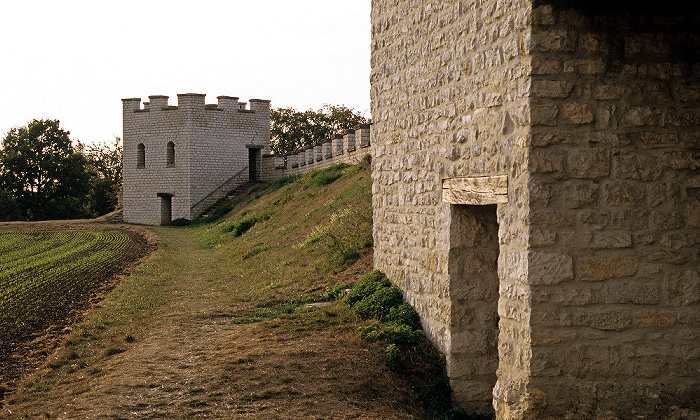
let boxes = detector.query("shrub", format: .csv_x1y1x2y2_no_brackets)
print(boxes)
352,285,403,321
413,378,453,415
386,302,421,330
169,218,191,226
232,217,258,236
223,213,272,237
358,322,424,345
383,322,424,345
345,270,391,307
385,344,402,371
301,163,349,187
266,174,299,192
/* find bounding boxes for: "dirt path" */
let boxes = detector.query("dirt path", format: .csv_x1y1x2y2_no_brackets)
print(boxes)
2,227,423,419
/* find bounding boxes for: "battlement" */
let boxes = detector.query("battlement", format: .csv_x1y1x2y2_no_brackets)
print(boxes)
121,94,270,114
260,124,372,180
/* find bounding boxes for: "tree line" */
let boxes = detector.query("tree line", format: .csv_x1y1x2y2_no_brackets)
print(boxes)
0,119,121,221
270,104,369,155
0,105,367,222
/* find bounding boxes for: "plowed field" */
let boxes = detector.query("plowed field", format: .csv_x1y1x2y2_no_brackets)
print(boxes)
0,224,156,400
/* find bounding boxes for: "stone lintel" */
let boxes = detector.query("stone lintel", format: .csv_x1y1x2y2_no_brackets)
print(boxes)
442,175,508,205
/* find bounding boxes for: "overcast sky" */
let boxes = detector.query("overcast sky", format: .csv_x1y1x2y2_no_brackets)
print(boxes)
0,1,371,145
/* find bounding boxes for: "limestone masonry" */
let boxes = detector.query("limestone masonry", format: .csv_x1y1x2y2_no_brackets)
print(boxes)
371,0,699,418
122,94,270,225
122,2,699,416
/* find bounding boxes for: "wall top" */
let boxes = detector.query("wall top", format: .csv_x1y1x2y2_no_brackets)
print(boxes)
122,94,270,113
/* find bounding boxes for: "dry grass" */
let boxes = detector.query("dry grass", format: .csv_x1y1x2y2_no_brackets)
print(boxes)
1,161,439,419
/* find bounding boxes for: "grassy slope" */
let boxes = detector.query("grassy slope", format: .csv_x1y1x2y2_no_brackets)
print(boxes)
1,161,446,419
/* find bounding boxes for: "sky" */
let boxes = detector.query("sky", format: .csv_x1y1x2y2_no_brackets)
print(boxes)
0,1,371,145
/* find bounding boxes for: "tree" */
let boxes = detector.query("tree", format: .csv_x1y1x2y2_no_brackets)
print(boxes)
0,119,92,220
79,137,122,216
0,188,20,221
270,104,369,155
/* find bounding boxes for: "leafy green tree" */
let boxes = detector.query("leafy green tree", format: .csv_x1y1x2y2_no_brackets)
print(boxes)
270,104,369,155
79,137,123,216
0,188,20,221
0,119,92,220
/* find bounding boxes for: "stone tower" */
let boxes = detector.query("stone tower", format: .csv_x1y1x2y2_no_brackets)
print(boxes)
371,0,699,417
122,94,270,225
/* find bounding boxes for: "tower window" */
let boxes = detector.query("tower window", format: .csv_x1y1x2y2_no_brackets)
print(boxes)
166,141,175,167
137,143,145,168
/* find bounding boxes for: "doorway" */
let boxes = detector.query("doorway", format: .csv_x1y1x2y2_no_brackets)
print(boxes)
248,147,260,181
158,193,172,226
448,204,499,415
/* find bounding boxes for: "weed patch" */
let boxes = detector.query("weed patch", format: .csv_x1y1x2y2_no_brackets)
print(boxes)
347,270,465,419
223,212,272,237
228,285,351,325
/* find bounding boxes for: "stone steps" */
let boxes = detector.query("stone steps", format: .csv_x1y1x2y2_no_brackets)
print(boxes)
197,181,258,219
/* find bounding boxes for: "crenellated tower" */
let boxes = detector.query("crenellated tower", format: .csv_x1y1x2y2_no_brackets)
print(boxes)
122,93,271,225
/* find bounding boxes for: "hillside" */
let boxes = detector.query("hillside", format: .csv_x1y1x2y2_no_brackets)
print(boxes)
1,160,456,419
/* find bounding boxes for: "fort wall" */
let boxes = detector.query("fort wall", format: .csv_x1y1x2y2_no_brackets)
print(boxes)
260,125,372,180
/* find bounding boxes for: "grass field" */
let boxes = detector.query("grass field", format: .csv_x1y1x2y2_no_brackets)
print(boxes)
0,160,458,419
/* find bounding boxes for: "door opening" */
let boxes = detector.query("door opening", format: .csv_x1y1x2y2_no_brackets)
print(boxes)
158,193,172,226
248,148,259,181
448,204,499,416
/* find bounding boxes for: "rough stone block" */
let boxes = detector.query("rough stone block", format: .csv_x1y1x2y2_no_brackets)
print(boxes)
530,104,559,125
578,256,637,281
567,149,610,178
529,150,564,174
601,181,645,207
621,107,663,127
590,231,632,249
663,151,700,170
614,154,662,180
606,282,660,304
527,251,573,285
559,182,598,209
531,30,578,53
574,310,631,331
532,80,574,98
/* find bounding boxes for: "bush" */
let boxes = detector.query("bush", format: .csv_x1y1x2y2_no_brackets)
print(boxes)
385,344,401,371
352,285,403,321
302,163,349,187
358,322,424,345
345,270,391,307
169,218,192,226
223,213,271,237
386,302,421,330
232,217,258,236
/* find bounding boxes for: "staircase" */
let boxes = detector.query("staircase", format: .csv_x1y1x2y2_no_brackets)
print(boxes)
196,180,258,219
190,166,250,220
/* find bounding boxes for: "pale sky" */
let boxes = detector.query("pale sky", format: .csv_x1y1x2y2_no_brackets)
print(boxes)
0,1,371,145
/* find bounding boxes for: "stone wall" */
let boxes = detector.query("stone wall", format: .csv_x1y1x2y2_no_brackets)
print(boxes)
370,0,699,418
260,125,372,180
526,3,700,418
122,94,270,225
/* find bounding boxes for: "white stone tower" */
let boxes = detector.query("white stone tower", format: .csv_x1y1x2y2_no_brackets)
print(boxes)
122,93,270,225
